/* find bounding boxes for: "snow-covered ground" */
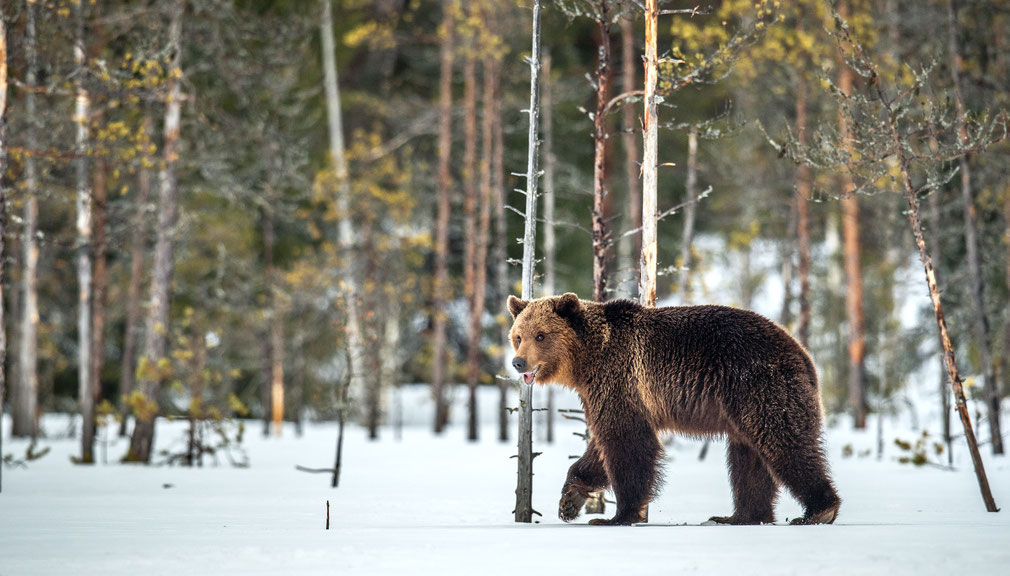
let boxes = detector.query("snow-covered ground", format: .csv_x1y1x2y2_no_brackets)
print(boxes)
1,386,1008,576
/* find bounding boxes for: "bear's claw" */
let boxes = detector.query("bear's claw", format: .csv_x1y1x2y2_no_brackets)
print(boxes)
558,488,587,522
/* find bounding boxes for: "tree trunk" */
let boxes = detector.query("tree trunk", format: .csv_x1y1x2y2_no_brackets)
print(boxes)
462,8,479,442
794,73,812,349
621,16,640,294
320,0,366,485
680,126,698,302
90,141,109,444
836,0,867,429
74,1,95,464
491,48,509,444
928,182,953,464
640,0,658,308
468,9,496,443
0,1,9,492
946,0,1002,454
432,0,455,434
897,160,997,512
541,51,556,444
126,0,184,463
515,0,543,524
14,0,40,440
264,191,285,437
592,2,612,303
119,115,152,437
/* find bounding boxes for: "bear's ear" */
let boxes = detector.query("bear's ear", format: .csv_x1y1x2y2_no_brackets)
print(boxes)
554,292,582,318
508,295,529,319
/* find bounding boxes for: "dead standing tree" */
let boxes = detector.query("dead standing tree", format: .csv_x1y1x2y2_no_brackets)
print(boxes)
514,0,544,524
775,12,1000,512
0,0,8,492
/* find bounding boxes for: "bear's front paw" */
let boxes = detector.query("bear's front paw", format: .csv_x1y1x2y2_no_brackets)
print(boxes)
558,487,588,522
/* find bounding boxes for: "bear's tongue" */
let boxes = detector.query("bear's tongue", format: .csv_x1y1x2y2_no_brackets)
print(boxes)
523,372,535,385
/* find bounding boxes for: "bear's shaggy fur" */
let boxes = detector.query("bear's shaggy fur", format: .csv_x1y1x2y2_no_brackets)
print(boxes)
507,293,840,526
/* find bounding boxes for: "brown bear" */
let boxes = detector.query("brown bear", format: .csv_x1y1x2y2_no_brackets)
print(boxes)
507,293,840,526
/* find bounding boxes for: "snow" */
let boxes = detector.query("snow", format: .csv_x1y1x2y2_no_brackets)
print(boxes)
1,386,1008,576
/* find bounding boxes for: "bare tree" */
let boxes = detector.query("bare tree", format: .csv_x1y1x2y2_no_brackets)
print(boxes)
639,0,658,308
432,0,455,434
794,59,812,348
14,0,40,440
74,0,95,463
89,133,109,448
945,0,1002,454
320,0,366,486
514,0,544,524
126,0,185,463
492,47,509,443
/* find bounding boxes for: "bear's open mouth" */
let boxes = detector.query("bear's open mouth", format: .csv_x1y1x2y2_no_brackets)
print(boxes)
522,366,540,385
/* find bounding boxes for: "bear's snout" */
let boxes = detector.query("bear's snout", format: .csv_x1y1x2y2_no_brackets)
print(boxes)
512,357,528,373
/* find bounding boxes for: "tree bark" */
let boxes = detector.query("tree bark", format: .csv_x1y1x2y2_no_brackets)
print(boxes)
463,5,480,442
492,54,509,443
432,0,455,434
929,186,952,464
126,0,185,463
515,0,543,524
263,184,285,437
680,127,698,302
14,0,40,440
836,0,867,429
119,116,152,437
794,72,812,349
592,1,612,303
74,1,95,464
640,0,658,308
621,16,641,294
541,50,556,444
90,139,109,444
320,0,367,485
946,0,1002,454
0,1,9,492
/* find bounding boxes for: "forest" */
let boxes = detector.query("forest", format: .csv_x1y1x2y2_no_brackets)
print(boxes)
1,0,1010,550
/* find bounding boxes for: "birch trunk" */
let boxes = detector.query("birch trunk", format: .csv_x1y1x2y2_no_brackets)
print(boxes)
837,0,867,429
946,0,1002,454
321,0,367,485
621,16,640,290
90,145,108,441
432,0,455,434
680,127,698,302
515,0,543,524
541,51,556,444
119,116,152,436
126,0,184,463
74,1,95,463
0,2,9,491
14,0,39,439
640,0,659,308
794,73,812,349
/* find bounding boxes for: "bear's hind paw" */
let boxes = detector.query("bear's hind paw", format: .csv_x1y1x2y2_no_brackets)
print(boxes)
559,491,587,522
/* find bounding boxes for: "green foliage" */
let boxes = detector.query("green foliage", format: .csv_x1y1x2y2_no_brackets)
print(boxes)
894,431,946,468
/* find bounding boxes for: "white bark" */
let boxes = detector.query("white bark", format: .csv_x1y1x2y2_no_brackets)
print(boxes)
14,0,39,439
321,0,365,485
639,0,658,307
74,1,95,462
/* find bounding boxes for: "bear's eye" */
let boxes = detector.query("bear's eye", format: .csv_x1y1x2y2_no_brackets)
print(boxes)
516,336,521,345
535,333,545,342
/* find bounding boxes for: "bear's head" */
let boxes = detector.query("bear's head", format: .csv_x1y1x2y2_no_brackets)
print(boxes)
506,292,583,387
